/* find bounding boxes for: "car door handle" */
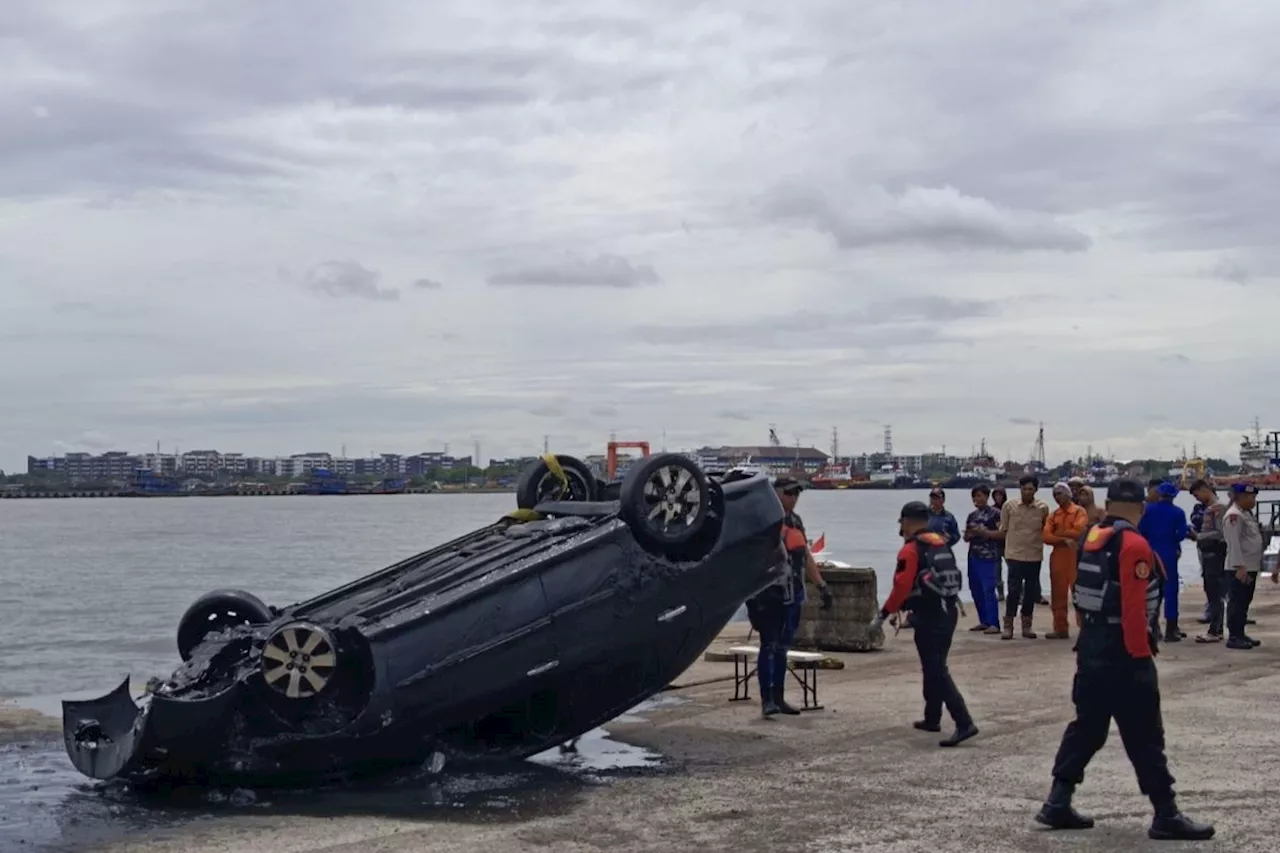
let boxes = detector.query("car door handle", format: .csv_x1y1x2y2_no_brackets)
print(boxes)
527,660,559,677
657,605,687,623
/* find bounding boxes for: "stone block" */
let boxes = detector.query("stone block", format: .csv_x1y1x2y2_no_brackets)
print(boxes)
793,564,884,653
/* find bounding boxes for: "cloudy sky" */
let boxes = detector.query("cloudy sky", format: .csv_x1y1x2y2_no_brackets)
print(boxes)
2,0,1276,471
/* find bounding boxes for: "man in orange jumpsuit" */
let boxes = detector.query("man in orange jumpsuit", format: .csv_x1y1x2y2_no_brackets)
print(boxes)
1044,482,1088,639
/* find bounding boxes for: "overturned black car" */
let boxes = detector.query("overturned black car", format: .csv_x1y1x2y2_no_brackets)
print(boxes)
63,453,786,787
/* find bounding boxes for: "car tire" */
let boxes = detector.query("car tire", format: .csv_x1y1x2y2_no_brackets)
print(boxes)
619,453,712,557
515,454,599,509
176,589,275,662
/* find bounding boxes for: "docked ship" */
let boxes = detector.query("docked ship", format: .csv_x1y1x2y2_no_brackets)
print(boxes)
1214,419,1280,489
942,439,1002,488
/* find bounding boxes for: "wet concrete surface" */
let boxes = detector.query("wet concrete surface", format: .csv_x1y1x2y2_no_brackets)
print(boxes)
0,696,680,851
8,589,1280,852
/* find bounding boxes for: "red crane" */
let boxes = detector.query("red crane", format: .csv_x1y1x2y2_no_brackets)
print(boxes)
606,439,651,479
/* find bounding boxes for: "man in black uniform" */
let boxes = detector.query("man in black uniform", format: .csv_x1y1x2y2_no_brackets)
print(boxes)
1034,479,1214,840
870,501,978,747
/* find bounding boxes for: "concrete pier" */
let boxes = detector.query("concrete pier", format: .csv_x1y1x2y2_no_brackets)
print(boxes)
5,587,1279,852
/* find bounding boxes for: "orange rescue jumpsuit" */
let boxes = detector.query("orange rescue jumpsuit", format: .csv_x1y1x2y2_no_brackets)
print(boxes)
1044,503,1088,635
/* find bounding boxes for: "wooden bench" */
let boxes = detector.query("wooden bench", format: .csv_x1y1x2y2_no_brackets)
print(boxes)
726,645,826,711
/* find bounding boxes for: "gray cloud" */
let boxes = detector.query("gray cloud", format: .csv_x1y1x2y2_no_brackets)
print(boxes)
412,277,444,290
633,296,997,348
3,1,1279,468
488,253,661,288
1203,257,1251,285
763,184,1092,253
294,262,399,301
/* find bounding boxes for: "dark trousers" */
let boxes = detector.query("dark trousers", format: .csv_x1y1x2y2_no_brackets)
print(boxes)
1051,660,1175,803
1226,572,1258,640
913,603,973,728
746,591,788,692
1200,549,1226,635
1004,559,1043,620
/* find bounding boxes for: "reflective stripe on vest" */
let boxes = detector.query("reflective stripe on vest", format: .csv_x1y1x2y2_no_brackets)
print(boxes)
1073,519,1162,624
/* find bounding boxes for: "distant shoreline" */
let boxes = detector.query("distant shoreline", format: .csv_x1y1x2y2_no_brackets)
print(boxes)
0,487,518,499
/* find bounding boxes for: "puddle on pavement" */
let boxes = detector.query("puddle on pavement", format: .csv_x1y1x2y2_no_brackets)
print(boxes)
0,694,682,851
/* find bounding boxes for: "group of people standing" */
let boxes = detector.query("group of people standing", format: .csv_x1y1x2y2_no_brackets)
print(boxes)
741,470,1268,840
873,476,1232,841
921,475,1269,650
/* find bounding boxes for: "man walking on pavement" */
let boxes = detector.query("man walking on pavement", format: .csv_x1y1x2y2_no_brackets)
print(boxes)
1139,481,1189,642
963,484,1002,634
1033,478,1214,841
1188,479,1228,643
926,487,961,547
991,474,1049,640
1223,483,1264,650
870,501,979,747
1044,482,1088,639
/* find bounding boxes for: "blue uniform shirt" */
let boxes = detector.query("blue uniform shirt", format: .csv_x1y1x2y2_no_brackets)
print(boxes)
928,509,961,547
1139,499,1189,558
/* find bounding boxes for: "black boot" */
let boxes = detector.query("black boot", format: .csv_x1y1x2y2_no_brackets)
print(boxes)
913,720,941,732
1034,779,1095,830
774,684,801,715
1148,797,1215,840
1164,620,1182,643
761,687,780,718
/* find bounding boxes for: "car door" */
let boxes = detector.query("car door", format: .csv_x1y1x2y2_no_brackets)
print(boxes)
539,532,703,716
386,571,561,726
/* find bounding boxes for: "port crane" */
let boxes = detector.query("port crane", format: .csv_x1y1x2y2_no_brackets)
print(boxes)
606,435,651,479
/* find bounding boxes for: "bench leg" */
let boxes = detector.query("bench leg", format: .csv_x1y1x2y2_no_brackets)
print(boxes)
730,655,755,702
788,665,823,711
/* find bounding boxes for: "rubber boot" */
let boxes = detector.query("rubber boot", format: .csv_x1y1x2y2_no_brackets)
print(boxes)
1147,797,1215,840
1022,614,1038,639
774,683,801,715
1001,616,1014,641
1164,619,1182,643
760,678,780,717
1034,779,1095,830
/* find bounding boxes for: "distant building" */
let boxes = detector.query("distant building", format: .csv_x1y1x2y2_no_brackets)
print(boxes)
691,445,829,476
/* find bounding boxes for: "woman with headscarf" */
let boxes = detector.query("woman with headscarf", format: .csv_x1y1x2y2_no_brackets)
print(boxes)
1076,485,1105,526
991,484,1009,602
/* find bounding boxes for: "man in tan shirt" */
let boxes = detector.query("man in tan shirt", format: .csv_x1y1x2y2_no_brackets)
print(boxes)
992,473,1050,639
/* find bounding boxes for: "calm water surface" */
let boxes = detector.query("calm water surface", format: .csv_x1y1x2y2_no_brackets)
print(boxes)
0,488,1205,699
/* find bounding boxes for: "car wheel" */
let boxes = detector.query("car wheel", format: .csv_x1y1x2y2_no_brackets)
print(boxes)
515,454,599,509
619,453,711,556
176,589,274,662
260,621,338,700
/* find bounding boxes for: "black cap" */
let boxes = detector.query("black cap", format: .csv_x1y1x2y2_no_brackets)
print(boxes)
1108,478,1146,504
899,500,930,521
773,476,804,493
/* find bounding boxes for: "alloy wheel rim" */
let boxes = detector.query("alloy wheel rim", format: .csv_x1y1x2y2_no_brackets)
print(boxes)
642,464,701,534
262,623,337,699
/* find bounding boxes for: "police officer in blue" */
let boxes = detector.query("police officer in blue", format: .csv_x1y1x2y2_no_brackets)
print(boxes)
1035,479,1214,840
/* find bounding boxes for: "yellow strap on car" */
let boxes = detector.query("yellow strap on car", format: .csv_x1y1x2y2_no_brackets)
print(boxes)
504,508,545,523
502,454,566,524
541,452,569,490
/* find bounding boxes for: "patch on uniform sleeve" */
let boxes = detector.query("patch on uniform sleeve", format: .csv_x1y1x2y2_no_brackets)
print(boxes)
1135,561,1150,579
1229,515,1239,525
